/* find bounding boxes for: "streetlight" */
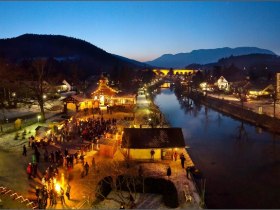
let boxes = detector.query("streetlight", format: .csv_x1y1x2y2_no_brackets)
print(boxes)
43,94,47,100
37,115,41,123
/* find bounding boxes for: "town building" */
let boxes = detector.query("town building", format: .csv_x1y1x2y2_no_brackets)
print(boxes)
121,128,186,160
153,69,198,76
276,73,280,100
215,76,230,91
62,75,136,113
91,75,136,108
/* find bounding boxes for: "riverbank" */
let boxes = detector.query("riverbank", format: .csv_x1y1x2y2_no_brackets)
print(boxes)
136,89,205,208
187,92,280,134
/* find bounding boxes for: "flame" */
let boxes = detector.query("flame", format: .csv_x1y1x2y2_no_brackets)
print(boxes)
55,183,61,193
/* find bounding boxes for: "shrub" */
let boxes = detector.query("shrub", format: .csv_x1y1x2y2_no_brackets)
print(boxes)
14,132,19,140
96,176,113,200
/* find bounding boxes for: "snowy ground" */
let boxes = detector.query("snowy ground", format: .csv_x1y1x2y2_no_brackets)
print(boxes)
0,100,63,121
0,91,201,209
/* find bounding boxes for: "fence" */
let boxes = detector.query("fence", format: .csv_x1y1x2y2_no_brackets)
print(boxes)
0,186,37,209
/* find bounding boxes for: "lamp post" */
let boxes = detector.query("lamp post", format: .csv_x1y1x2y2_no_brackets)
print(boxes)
148,118,152,128
37,115,41,123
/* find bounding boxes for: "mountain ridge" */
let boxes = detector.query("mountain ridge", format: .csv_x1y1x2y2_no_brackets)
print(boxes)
0,34,146,79
146,47,276,68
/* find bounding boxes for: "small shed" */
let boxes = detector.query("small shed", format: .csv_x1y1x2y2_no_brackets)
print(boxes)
122,128,186,160
35,126,51,140
98,138,118,158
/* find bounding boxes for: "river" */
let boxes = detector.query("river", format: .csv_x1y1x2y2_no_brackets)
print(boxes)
154,88,280,208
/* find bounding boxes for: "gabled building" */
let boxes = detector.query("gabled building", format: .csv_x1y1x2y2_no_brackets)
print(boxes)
62,95,99,113
121,128,186,160
215,76,229,91
56,80,72,93
91,75,118,106
91,75,136,108
62,75,136,113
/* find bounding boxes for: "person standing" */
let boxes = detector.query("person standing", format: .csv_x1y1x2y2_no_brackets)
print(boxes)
180,153,186,169
27,163,32,179
60,187,65,205
167,166,171,178
186,167,190,179
35,186,40,200
33,162,38,178
150,149,155,161
84,162,89,176
23,145,27,156
49,189,55,207
66,183,71,200
35,150,41,163
173,151,178,161
91,157,96,171
53,189,57,205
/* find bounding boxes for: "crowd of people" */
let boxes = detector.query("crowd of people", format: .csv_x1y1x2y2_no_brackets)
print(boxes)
23,115,121,209
75,117,118,142
34,182,71,209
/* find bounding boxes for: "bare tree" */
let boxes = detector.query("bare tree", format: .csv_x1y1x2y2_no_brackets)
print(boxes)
272,87,278,118
18,58,60,122
89,160,144,209
237,87,247,110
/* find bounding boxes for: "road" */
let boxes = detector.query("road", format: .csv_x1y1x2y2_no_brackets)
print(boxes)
207,93,280,118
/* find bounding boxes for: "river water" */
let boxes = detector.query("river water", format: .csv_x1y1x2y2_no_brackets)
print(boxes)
154,88,280,208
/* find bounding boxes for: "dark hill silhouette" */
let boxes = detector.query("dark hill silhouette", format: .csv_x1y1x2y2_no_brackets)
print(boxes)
146,47,276,68
186,53,280,82
190,54,280,71
0,34,146,79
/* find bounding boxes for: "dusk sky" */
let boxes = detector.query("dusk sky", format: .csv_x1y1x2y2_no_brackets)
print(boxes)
0,1,280,62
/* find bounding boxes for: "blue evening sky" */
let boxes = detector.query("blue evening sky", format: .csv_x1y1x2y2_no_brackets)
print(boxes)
0,1,280,62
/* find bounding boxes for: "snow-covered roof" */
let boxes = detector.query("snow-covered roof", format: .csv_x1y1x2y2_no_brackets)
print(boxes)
122,128,185,149
62,95,93,103
35,126,50,132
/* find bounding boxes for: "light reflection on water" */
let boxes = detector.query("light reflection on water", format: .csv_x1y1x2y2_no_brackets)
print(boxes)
154,88,280,208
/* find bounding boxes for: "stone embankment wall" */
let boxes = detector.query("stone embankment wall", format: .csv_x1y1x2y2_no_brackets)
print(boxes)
191,93,280,134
